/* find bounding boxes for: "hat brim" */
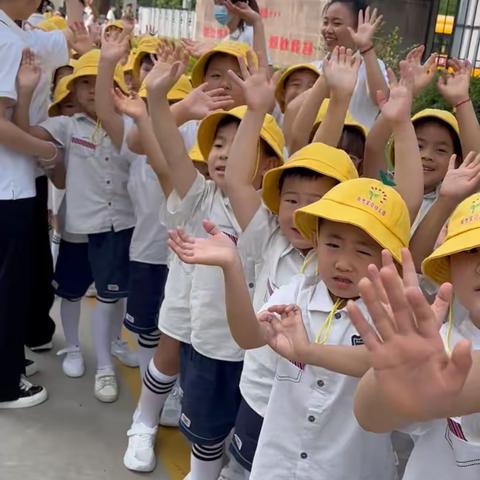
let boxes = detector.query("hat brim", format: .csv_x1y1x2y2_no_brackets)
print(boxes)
66,67,128,94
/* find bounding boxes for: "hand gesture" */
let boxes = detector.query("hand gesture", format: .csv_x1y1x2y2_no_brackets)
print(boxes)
259,305,311,363
377,61,414,125
180,38,212,59
439,152,480,203
224,0,262,26
323,46,361,99
112,88,147,120
437,58,472,107
16,49,41,95
348,7,383,51
167,220,239,268
100,28,130,64
348,248,472,422
405,45,437,95
228,51,275,113
69,21,95,55
145,25,158,36
182,84,234,120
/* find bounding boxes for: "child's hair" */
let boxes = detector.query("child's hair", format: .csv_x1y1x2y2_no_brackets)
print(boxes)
323,0,369,25
260,139,277,158
231,0,260,32
414,117,463,160
278,167,331,192
140,55,154,69
215,116,241,136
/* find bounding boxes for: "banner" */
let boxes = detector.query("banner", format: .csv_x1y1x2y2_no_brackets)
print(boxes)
194,0,328,66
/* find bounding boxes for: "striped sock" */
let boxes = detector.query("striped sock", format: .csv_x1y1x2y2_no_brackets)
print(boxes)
134,358,177,428
137,330,161,380
189,442,225,480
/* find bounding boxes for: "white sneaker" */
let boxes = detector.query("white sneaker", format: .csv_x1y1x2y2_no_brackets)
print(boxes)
218,457,248,480
111,339,139,368
25,358,38,377
123,422,158,472
159,385,182,427
57,347,85,378
0,376,48,409
94,371,118,402
85,284,97,298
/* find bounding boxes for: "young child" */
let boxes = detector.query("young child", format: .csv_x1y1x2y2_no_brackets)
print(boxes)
168,176,410,479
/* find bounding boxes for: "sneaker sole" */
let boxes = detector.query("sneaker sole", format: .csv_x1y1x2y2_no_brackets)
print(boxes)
95,391,118,403
0,389,48,409
63,367,85,378
111,352,139,368
123,455,156,473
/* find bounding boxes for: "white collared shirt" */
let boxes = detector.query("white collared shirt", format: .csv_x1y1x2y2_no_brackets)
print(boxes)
39,113,135,234
167,171,251,361
250,274,396,480
238,204,315,416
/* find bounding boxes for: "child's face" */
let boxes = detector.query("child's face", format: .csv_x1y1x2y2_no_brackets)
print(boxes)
139,56,154,84
278,175,338,251
321,2,357,52
104,25,123,41
316,220,383,299
54,66,74,85
339,128,365,175
59,93,80,117
415,122,455,194
204,54,245,108
450,248,480,327
207,121,238,188
283,70,318,109
124,71,134,92
74,76,96,117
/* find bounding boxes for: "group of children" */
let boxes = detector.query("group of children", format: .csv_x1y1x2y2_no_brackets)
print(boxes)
2,0,480,479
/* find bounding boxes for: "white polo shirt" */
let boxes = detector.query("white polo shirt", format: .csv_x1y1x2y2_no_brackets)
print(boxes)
39,113,135,234
167,171,252,361
250,274,397,480
237,204,315,416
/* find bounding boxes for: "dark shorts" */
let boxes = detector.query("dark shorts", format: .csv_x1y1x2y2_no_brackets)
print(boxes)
88,228,133,300
52,240,93,300
179,342,243,445
230,397,264,471
124,261,169,334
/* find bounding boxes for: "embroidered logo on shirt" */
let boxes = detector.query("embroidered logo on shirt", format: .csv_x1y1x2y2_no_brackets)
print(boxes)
72,137,97,151
181,413,191,428
351,335,364,346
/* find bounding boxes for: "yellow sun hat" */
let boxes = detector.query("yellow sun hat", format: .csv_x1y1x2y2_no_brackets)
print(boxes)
388,108,460,166
133,36,162,82
294,178,410,263
190,41,257,88
196,105,284,163
104,19,125,32
274,63,320,113
189,141,206,163
138,74,192,102
66,49,128,94
37,16,67,32
48,75,74,117
262,143,358,214
422,193,480,285
123,48,137,74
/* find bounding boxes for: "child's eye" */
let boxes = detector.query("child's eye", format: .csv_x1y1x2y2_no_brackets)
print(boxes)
467,247,480,255
285,198,297,205
357,250,372,257
326,242,339,248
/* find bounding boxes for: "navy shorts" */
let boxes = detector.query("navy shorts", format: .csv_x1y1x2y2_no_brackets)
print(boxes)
88,228,133,300
53,240,93,301
229,396,264,471
179,342,243,445
124,261,169,334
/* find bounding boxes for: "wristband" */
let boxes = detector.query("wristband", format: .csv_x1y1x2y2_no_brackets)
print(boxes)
360,44,375,56
41,142,58,162
454,98,470,110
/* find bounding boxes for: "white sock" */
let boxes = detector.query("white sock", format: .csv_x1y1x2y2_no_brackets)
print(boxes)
135,358,177,428
51,230,61,267
136,330,161,380
60,298,81,348
189,442,225,480
110,298,126,342
92,299,118,372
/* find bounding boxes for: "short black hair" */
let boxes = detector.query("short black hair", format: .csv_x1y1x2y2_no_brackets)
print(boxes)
216,116,241,134
324,0,369,26
278,167,328,192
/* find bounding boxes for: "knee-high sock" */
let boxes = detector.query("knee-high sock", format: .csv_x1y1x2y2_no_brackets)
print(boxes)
110,298,126,341
60,297,81,348
136,330,161,380
189,442,225,480
91,298,118,372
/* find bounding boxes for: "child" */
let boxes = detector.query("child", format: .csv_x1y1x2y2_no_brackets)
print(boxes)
168,176,410,479
132,35,161,88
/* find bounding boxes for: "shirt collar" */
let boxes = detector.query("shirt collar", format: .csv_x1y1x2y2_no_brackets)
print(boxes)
308,278,366,314
0,9,26,38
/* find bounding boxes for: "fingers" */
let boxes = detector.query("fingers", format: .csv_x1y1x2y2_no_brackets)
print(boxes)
430,282,453,330
400,248,420,289
387,68,398,88
202,219,221,237
447,154,457,171
376,89,388,108
347,300,383,353
446,339,473,391
238,54,250,80
366,263,389,305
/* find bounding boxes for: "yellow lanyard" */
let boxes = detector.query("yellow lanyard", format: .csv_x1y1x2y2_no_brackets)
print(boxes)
300,249,316,274
315,298,344,344
90,119,103,145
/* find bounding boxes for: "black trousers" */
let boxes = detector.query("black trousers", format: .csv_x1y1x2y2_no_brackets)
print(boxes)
0,197,35,401
24,176,55,348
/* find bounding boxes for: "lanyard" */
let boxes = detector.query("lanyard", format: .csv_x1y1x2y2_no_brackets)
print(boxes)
315,298,344,344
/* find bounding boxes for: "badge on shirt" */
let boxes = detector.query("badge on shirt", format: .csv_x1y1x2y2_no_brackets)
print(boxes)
72,137,96,151
351,335,364,346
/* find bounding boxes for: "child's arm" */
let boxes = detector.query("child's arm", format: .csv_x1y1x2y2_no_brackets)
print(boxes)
312,46,360,147
410,151,480,271
348,7,388,104
63,0,95,55
224,53,275,230
96,30,130,151
146,47,197,199
111,88,173,197
349,249,475,432
437,59,480,154
168,221,267,349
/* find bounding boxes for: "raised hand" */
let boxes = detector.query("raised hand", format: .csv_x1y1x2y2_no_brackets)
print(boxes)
348,248,472,422
100,28,130,64
16,49,41,95
180,38,212,59
112,88,147,120
323,46,361,99
69,21,95,55
224,0,262,25
181,84,234,120
439,151,480,203
348,7,383,51
437,58,472,107
167,219,239,268
405,45,437,94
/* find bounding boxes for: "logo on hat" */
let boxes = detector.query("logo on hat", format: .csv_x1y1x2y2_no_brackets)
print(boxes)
461,197,480,225
356,186,387,216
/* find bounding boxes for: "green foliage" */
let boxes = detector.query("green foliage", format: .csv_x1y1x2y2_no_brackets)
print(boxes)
439,0,458,16
374,25,410,71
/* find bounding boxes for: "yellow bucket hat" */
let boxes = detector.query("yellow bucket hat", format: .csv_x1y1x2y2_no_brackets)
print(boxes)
48,75,74,117
189,141,206,163
105,20,125,32
138,74,192,102
37,16,67,32
191,41,257,88
294,178,410,263
388,108,460,165
262,143,358,214
196,105,284,163
274,63,320,113
66,49,128,94
133,37,162,82
422,193,480,285
123,48,137,74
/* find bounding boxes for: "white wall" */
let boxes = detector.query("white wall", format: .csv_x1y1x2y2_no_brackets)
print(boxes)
138,7,196,39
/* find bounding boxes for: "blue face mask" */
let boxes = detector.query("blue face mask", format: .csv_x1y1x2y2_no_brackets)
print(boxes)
214,5,231,26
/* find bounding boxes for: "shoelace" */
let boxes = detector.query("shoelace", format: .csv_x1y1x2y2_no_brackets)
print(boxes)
97,375,116,388
57,347,81,357
19,377,33,391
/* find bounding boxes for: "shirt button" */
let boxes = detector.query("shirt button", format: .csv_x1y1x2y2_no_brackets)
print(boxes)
105,157,109,162
106,180,111,185
248,282,254,288
108,202,112,207
308,415,315,422
334,312,342,319
300,452,308,459
317,379,325,387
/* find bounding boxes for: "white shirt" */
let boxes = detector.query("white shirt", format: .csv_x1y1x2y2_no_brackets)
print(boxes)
401,315,480,480
39,113,135,234
227,25,254,47
179,120,198,153
106,9,116,22
238,205,315,416
250,275,397,480
167,171,250,361
313,57,387,129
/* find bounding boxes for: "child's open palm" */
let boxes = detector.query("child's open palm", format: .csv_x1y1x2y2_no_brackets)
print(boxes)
16,49,41,94
323,46,361,98
100,28,130,63
437,58,472,107
440,151,480,202
182,84,234,120
348,7,383,50
405,45,437,94
224,0,261,25
112,88,147,120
